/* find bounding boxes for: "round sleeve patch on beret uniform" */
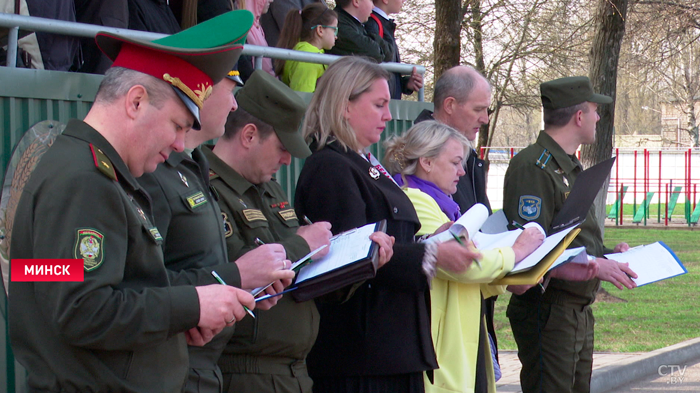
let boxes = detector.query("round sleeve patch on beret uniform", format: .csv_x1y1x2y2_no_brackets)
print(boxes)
518,195,542,221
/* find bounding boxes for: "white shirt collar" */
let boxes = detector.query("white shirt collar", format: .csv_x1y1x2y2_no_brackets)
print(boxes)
372,7,390,20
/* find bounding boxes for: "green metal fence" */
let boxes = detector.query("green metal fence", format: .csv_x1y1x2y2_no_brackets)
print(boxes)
0,66,432,392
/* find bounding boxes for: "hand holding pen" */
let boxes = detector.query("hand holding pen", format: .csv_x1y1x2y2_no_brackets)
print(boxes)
211,271,256,319
435,239,482,274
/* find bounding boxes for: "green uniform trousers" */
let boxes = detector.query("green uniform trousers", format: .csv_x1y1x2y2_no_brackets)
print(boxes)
221,355,313,393
507,297,594,393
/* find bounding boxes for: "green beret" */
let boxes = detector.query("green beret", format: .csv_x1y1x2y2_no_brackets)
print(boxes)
540,76,612,109
236,70,311,158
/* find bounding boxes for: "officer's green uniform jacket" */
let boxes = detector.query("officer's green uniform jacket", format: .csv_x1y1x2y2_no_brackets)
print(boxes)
203,145,319,392
502,131,611,305
9,119,200,392
138,148,243,393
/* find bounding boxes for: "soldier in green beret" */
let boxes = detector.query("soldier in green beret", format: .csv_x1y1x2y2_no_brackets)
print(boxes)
502,76,638,393
8,17,258,393
202,70,333,393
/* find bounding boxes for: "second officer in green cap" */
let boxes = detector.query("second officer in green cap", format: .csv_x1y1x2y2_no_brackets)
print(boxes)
501,76,637,393
203,70,333,393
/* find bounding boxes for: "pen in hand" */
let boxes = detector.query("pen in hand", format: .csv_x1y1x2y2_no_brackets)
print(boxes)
211,271,256,319
451,232,481,269
511,221,526,230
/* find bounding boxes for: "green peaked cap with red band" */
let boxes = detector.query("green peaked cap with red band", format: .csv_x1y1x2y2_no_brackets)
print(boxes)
95,10,253,129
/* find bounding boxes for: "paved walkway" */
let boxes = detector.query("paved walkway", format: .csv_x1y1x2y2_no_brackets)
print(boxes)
496,337,700,392
496,351,644,392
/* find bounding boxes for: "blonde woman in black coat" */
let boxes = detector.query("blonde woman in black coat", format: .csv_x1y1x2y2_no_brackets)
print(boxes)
294,56,480,393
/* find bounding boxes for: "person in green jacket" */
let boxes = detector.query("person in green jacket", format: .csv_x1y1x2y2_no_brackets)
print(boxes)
502,76,637,393
137,12,297,391
8,21,256,393
204,70,333,393
275,3,338,92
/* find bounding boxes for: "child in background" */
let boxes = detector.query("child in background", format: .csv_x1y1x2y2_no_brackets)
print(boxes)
275,3,338,92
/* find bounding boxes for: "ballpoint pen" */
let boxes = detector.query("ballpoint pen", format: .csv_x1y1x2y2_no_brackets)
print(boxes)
254,237,265,246
211,271,256,319
303,215,313,225
255,286,297,302
511,221,526,230
451,232,481,269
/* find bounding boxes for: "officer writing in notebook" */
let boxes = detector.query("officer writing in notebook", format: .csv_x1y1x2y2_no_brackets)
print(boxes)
502,76,637,393
8,24,255,392
136,12,297,392
202,70,333,393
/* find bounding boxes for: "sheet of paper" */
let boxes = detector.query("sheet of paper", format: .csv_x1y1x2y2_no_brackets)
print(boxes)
251,244,328,297
425,203,489,244
472,222,545,251
604,242,686,287
295,223,377,284
547,246,588,271
509,224,578,273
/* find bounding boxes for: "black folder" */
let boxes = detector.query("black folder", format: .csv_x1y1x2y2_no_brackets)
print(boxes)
550,157,616,233
291,220,387,302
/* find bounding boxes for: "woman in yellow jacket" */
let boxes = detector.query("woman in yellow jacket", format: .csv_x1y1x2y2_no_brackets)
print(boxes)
384,121,544,393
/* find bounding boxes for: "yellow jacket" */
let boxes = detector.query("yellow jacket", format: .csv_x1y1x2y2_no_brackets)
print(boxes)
403,187,513,393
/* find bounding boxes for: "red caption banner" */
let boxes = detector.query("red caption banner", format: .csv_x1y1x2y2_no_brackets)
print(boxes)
12,259,84,282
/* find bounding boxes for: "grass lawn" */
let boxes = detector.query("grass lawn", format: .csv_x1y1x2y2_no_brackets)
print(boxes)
493,227,700,353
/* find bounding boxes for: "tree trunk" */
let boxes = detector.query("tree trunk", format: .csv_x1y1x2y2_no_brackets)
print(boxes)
582,0,629,233
470,0,490,152
686,94,699,147
433,0,462,79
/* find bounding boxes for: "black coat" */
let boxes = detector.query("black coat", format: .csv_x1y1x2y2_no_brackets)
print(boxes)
294,141,438,378
327,7,393,63
364,11,413,100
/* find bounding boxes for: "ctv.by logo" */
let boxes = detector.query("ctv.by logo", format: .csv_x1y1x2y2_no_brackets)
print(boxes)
658,364,687,384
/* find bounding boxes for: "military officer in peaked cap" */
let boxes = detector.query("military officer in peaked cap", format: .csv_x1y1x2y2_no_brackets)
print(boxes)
202,70,333,393
502,76,637,393
8,15,259,393
138,11,297,393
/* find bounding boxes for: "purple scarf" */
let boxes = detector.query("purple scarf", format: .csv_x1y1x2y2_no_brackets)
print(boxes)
394,174,461,221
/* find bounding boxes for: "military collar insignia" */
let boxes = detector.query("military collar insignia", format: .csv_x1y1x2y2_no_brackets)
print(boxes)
554,168,564,175
563,176,569,187
238,198,248,208
369,167,381,180
178,171,189,187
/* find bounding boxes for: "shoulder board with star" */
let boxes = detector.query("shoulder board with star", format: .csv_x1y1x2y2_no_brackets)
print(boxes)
90,144,117,181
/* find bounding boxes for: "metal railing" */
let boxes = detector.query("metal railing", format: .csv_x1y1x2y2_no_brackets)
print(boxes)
0,12,425,101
